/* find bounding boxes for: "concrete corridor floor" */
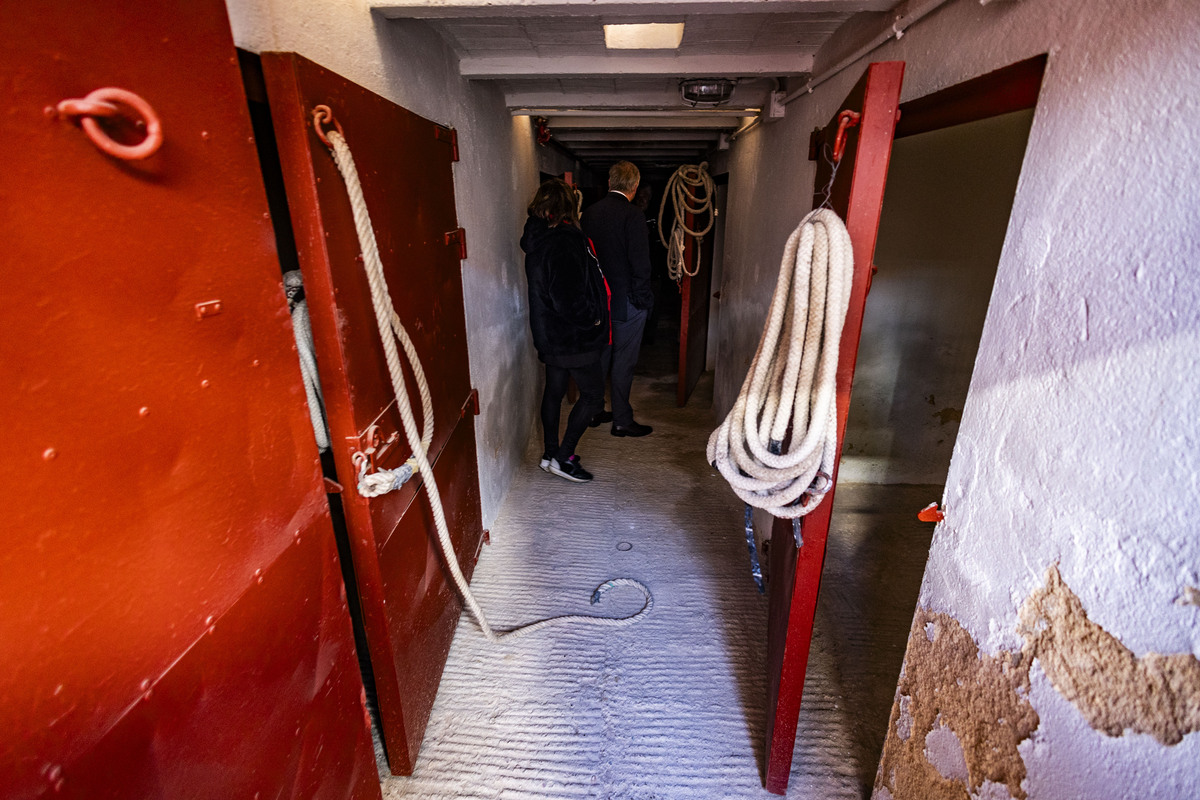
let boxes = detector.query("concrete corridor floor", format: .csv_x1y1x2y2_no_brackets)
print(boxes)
378,344,938,799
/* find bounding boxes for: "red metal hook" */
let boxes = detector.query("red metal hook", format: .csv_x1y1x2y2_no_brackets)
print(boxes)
56,87,163,160
831,109,861,164
312,104,344,149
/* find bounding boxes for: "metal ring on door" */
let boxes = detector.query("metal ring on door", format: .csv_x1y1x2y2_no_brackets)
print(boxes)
56,87,163,161
312,104,344,148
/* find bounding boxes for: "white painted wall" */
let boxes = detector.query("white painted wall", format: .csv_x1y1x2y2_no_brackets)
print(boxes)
716,0,1200,795
225,0,541,526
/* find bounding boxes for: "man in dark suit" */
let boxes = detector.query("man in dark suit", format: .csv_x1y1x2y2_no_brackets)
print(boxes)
581,160,654,437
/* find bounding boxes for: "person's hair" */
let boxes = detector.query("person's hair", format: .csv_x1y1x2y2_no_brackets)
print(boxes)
527,178,579,227
608,161,640,194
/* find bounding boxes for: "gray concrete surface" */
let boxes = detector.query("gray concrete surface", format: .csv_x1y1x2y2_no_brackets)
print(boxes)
378,338,937,798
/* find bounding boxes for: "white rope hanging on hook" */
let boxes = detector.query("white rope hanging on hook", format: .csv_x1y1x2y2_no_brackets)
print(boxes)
658,163,715,282
314,107,651,641
706,208,853,518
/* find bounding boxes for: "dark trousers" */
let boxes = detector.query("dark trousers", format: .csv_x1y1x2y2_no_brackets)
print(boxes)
599,306,648,427
541,359,605,462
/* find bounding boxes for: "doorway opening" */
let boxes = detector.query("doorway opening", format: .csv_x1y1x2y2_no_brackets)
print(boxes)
827,56,1045,791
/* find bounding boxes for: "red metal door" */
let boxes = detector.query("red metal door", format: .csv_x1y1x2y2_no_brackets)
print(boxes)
0,3,379,799
677,210,714,406
763,61,905,794
261,53,484,775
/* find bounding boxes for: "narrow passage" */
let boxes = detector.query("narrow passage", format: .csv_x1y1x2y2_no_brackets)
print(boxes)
380,331,935,799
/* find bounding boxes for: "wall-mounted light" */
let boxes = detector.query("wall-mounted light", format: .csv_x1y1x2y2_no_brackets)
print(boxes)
604,23,685,50
680,78,737,108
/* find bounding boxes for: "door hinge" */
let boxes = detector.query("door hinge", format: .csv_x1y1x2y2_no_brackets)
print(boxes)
434,126,459,162
323,477,344,494
445,228,467,260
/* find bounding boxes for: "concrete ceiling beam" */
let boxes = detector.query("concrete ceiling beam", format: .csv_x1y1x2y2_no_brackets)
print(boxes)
460,53,813,78
373,0,896,20
502,84,770,113
542,113,747,128
553,129,718,141
561,142,716,152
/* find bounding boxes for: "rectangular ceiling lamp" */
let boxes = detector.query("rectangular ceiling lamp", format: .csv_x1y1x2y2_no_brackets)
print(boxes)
604,23,685,50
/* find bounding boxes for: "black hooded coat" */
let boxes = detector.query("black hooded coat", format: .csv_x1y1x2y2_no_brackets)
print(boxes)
520,216,610,367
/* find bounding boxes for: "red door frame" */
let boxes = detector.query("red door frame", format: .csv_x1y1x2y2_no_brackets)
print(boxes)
894,54,1046,140
763,61,905,795
677,210,714,406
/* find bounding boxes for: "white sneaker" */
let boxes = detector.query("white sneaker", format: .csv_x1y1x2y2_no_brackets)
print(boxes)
548,455,593,483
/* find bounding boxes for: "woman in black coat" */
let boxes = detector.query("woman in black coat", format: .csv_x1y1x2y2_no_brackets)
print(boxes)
521,179,610,483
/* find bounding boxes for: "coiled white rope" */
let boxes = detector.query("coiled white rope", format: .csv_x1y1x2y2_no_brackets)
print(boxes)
319,121,651,640
659,162,716,281
706,208,853,518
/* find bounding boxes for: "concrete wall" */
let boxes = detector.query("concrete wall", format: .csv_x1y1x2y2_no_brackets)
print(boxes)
226,0,540,526
715,0,1200,797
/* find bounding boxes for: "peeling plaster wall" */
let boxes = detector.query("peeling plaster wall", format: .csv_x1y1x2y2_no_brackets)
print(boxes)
716,0,1200,796
225,0,541,526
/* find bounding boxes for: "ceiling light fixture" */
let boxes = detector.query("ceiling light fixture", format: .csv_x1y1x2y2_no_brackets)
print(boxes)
603,23,685,50
679,78,737,108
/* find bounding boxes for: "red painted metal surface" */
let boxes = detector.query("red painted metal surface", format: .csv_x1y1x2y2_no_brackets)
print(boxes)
763,61,905,795
261,53,484,775
676,210,714,407
1,3,378,798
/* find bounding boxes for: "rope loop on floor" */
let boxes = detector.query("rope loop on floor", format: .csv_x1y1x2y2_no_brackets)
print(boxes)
317,112,651,641
706,208,853,519
659,163,716,282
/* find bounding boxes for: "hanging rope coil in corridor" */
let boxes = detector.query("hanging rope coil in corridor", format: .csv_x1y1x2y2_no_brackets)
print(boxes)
706,208,853,518
658,162,716,282
313,105,651,641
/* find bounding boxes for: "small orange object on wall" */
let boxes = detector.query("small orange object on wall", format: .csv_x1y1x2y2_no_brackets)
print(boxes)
918,502,946,523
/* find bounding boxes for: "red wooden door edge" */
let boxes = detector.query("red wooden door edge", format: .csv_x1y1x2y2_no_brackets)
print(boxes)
261,52,483,775
763,60,905,795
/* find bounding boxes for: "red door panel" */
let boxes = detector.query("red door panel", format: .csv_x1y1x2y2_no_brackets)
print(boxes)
374,412,483,753
1,2,378,798
62,534,375,800
261,52,484,774
677,210,714,406
763,61,905,795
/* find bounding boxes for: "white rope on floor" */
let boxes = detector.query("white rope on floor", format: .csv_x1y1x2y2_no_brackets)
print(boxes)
659,162,716,282
316,109,651,640
706,208,853,518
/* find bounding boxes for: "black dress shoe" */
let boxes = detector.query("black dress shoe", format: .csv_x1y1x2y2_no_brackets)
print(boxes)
589,410,613,427
611,421,652,437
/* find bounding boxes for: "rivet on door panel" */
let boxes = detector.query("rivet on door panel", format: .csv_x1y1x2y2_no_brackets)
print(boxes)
194,300,223,320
